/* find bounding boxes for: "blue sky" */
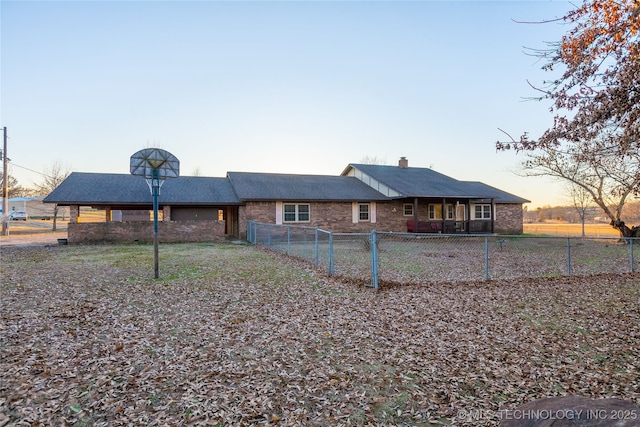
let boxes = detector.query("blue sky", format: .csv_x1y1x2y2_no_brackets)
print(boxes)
2,0,574,207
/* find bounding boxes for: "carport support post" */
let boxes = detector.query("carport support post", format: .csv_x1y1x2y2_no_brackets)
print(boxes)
152,169,160,279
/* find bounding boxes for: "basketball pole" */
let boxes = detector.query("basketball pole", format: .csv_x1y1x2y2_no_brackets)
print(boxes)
152,168,160,279
130,147,179,280
2,127,8,236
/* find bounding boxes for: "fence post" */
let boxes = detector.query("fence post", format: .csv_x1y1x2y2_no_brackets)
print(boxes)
329,232,334,277
371,230,379,289
630,238,635,273
566,237,572,275
267,224,271,248
287,226,291,255
315,228,319,267
484,236,489,280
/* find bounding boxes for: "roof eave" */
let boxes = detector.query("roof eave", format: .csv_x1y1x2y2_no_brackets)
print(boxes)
339,164,355,176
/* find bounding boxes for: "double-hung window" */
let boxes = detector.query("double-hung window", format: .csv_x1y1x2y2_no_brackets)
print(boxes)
428,204,441,220
474,204,491,219
283,203,310,222
446,204,455,220
359,203,370,221
403,203,414,216
429,204,455,219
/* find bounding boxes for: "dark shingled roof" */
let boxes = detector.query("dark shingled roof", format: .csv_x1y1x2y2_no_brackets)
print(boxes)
227,172,389,201
345,164,530,203
44,172,241,205
458,181,530,204
44,165,529,206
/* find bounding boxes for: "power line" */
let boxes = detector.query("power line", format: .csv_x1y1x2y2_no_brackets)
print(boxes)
7,162,51,179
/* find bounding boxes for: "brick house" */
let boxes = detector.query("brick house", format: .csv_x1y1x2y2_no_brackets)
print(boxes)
44,158,529,243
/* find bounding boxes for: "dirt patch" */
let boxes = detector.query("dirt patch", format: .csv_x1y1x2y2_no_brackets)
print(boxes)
0,232,68,247
0,220,68,247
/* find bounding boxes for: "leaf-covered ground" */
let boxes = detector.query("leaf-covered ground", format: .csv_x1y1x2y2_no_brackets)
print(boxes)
1,243,639,426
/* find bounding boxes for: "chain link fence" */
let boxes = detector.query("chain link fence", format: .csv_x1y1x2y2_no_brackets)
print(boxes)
247,221,334,273
247,221,638,289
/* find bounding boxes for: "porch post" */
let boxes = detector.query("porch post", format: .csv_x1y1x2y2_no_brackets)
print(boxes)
441,198,446,233
413,198,419,233
490,198,495,234
70,205,79,223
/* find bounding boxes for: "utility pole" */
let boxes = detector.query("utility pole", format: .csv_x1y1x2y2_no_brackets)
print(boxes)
2,127,8,236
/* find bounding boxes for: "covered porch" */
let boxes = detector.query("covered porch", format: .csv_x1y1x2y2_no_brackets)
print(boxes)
404,197,495,234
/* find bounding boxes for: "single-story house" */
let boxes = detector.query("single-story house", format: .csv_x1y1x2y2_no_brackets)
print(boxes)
44,157,529,243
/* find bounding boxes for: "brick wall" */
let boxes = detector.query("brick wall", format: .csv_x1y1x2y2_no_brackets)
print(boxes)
494,204,524,234
302,202,375,232
241,201,524,235
68,220,226,244
243,201,416,234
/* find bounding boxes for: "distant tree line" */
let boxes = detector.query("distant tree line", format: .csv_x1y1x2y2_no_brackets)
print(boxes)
524,201,640,225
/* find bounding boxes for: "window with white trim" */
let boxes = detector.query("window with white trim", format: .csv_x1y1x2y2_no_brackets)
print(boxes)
446,204,455,220
283,203,310,222
359,203,370,221
474,204,491,219
403,203,413,216
428,204,442,219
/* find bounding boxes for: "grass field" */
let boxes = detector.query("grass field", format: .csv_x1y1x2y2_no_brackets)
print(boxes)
524,222,620,237
1,243,638,426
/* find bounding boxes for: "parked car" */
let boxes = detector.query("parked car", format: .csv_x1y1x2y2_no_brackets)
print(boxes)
9,211,28,221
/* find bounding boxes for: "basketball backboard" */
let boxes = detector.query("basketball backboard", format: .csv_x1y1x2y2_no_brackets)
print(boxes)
130,148,180,179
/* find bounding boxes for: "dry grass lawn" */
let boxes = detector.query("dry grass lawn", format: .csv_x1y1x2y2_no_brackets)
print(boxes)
523,222,621,238
1,243,639,426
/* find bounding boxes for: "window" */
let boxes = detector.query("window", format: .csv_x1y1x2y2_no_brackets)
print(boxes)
428,204,442,220
298,204,310,221
283,203,310,222
428,204,455,219
284,204,296,222
359,203,370,221
446,204,455,220
474,205,491,219
403,203,414,216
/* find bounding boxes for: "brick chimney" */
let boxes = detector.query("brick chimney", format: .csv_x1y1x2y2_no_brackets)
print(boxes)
398,157,408,168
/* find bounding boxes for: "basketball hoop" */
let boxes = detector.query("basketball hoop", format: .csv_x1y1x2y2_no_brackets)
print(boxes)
130,148,180,278
145,177,166,194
